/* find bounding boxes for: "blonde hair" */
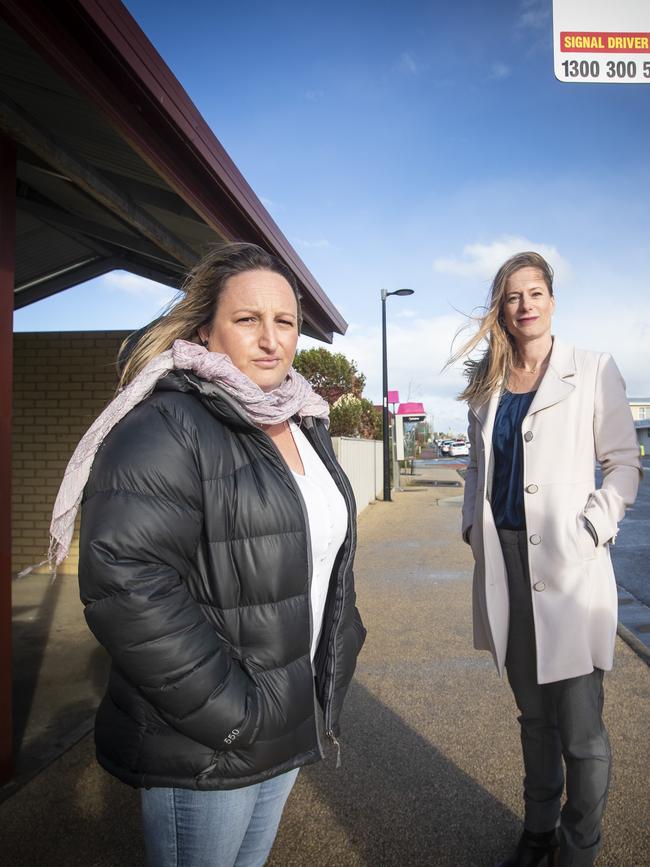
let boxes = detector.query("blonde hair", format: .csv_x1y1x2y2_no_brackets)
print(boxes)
117,243,303,388
447,251,554,406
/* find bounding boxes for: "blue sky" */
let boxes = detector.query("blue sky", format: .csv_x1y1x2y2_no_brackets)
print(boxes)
15,0,650,432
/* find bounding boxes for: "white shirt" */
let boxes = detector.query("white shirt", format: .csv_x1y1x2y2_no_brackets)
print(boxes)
289,422,348,660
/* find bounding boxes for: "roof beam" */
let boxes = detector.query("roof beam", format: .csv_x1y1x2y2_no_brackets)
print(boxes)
13,253,185,309
22,160,202,224
19,197,186,270
14,255,104,307
0,92,198,269
100,170,201,222
109,255,185,292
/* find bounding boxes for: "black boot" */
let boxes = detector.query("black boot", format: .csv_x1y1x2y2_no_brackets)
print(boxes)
497,828,560,867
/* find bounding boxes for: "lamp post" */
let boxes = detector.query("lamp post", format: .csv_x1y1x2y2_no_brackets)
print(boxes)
381,288,414,502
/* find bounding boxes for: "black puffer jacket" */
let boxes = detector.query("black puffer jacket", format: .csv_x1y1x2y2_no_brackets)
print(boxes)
79,371,366,790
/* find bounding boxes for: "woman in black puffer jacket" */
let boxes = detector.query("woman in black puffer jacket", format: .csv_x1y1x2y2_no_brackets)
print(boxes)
54,244,365,867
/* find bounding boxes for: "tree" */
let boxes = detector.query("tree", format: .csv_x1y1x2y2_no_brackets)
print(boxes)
294,348,381,438
359,398,383,440
329,395,382,439
293,348,365,405
329,395,363,438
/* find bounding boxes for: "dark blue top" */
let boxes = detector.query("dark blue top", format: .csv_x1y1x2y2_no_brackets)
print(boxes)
491,389,537,530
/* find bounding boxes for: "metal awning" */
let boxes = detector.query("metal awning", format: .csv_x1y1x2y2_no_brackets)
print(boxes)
0,0,346,341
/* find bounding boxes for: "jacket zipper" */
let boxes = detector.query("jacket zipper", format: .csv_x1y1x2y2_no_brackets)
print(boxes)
252,422,325,761
305,419,357,751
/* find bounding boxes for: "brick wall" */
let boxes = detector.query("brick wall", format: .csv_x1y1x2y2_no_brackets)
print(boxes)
12,332,129,575
12,333,376,575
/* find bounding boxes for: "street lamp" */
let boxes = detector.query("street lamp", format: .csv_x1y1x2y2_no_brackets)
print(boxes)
381,288,414,502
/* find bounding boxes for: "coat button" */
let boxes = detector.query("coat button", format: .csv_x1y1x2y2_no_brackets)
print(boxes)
525,484,538,494
533,581,546,591
529,534,541,545
524,431,534,442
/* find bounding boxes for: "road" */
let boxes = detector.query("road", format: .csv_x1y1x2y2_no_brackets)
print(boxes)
607,456,650,607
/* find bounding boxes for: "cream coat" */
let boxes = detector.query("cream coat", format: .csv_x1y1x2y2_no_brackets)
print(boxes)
462,337,641,684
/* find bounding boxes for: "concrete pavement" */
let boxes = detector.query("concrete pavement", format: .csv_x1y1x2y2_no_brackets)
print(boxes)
1,467,649,865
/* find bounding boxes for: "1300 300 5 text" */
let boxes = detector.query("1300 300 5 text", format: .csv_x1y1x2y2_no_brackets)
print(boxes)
561,59,650,80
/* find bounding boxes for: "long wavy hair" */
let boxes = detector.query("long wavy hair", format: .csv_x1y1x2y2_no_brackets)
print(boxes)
117,243,303,388
447,251,554,406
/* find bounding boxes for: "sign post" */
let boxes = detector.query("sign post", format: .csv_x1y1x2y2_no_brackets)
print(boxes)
553,0,650,84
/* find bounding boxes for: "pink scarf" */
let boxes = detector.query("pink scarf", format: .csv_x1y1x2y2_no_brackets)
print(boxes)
32,340,329,574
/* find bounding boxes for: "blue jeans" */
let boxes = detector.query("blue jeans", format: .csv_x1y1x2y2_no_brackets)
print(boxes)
140,769,299,867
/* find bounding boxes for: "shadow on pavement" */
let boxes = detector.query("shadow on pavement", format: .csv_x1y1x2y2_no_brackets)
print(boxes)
272,679,519,866
12,574,64,753
0,733,143,867
8,567,111,799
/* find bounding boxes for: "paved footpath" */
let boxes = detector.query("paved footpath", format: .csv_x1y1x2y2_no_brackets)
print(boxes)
1,469,649,866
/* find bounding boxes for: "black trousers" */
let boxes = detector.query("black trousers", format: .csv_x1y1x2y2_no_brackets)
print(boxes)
499,529,611,867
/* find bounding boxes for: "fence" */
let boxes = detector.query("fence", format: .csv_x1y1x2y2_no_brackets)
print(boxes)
331,437,383,513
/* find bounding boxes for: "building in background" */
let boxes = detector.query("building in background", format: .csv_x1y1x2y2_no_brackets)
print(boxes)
629,398,650,422
634,420,650,456
628,399,650,456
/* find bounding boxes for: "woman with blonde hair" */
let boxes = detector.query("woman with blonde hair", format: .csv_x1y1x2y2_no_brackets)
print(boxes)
452,252,640,866
50,242,366,866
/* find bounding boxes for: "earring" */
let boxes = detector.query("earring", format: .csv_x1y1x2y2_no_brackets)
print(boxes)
201,339,208,348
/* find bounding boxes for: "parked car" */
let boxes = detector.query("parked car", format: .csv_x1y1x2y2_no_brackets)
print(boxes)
449,440,469,457
441,440,453,455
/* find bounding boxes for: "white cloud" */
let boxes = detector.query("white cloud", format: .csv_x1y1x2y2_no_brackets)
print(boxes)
516,0,551,30
299,312,469,432
398,52,420,75
489,62,510,80
100,271,179,308
434,236,572,282
293,238,332,249
557,308,650,398
299,289,649,433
